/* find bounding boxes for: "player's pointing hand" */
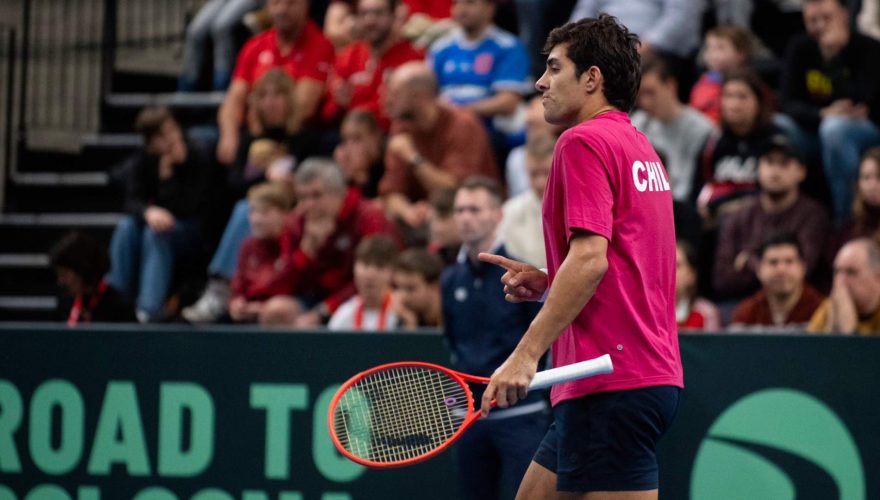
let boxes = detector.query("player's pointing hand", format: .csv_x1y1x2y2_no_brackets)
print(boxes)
478,253,549,303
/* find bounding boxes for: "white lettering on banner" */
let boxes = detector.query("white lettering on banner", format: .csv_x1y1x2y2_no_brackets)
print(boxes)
632,161,670,193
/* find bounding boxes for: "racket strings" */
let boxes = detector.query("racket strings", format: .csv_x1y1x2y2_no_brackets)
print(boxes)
333,366,470,464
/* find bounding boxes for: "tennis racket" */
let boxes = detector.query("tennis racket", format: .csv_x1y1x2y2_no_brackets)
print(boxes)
328,354,613,468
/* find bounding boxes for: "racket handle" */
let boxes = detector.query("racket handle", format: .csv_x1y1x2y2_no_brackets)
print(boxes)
528,354,613,390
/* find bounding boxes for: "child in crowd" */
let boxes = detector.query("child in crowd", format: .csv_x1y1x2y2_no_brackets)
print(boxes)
390,247,444,329
690,25,752,124
228,183,294,323
676,241,722,331
245,139,296,189
328,235,400,331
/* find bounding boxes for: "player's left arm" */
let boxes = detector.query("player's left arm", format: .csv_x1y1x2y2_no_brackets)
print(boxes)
481,232,608,415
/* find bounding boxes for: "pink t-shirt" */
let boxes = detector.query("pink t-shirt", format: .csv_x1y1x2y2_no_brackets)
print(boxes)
543,111,684,406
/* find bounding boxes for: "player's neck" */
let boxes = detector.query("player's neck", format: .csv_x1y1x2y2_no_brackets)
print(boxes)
576,99,618,126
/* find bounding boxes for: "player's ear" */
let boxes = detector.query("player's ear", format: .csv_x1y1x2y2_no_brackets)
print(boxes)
581,66,603,95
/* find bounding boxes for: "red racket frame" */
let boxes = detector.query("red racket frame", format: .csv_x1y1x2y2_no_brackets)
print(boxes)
327,361,494,468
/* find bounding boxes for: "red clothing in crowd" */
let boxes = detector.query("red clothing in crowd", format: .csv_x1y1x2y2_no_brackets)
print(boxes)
403,0,451,19
689,72,723,125
231,22,335,86
321,39,424,128
731,286,825,327
678,298,722,331
380,104,499,201
270,188,399,313
230,238,286,302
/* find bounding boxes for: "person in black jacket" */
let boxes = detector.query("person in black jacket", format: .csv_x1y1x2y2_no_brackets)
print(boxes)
106,107,214,323
51,232,136,324
779,0,880,221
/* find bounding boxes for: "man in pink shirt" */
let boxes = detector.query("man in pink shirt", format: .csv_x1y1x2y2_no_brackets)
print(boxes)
480,15,683,500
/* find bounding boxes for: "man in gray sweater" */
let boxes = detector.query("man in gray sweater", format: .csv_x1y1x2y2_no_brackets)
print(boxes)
631,56,716,202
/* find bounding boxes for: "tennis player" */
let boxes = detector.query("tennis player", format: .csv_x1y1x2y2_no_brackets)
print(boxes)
479,15,684,500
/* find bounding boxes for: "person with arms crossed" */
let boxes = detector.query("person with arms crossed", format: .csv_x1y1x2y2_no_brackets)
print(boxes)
479,15,683,499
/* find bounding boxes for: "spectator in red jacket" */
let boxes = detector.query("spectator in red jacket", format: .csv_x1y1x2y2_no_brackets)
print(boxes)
259,158,400,327
216,0,335,165
228,183,294,323
322,0,424,128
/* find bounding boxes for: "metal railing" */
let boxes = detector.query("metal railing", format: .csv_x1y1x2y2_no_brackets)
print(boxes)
114,0,204,75
14,0,204,154
21,0,106,151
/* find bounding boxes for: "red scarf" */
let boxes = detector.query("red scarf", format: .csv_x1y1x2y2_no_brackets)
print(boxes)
353,292,392,330
67,280,108,327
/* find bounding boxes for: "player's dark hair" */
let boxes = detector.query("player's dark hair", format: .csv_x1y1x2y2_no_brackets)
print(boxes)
49,231,110,288
756,232,804,260
394,248,444,284
543,14,642,112
356,235,399,267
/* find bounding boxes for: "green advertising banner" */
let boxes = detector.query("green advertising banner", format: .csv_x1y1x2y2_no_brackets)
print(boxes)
0,325,878,499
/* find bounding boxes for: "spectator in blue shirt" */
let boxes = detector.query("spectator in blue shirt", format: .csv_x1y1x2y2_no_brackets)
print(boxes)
442,175,549,500
428,0,532,149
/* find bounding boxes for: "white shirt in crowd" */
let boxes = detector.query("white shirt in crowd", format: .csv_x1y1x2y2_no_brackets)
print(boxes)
499,189,546,268
328,294,400,331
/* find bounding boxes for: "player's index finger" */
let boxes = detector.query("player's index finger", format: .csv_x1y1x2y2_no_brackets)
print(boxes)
478,252,519,271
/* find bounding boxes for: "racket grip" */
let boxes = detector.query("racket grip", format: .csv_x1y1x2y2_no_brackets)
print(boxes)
528,354,613,390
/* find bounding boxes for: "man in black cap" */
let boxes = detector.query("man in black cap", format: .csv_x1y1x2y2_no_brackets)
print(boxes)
714,134,832,301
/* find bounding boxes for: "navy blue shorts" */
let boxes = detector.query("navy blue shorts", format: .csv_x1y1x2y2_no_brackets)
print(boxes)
533,386,681,492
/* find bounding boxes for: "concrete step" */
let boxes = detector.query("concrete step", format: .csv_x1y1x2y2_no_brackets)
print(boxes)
0,295,58,322
0,212,121,253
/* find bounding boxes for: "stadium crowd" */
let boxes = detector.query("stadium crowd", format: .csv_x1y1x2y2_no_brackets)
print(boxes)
52,0,880,336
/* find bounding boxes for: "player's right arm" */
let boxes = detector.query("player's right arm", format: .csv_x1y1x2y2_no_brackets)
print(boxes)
480,232,609,415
